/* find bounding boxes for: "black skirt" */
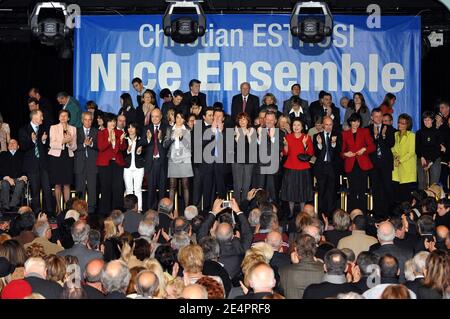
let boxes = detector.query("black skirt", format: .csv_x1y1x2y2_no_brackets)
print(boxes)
281,168,313,202
49,147,74,185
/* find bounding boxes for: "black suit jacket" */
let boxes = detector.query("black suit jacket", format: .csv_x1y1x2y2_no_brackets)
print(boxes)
203,259,232,296
123,137,146,169
405,277,424,296
118,106,137,125
313,130,342,169
25,276,63,299
270,251,291,275
74,126,98,174
282,96,309,115
18,123,49,173
367,124,395,170
231,94,260,122
310,101,340,127
140,122,168,172
0,151,24,179
257,128,285,173
303,281,361,299
372,243,413,283
288,108,312,130
183,91,207,109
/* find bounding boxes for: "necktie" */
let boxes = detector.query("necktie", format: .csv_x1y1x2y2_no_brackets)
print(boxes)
34,126,40,159
243,96,247,113
325,133,331,162
214,129,219,157
376,125,382,158
153,126,159,157
85,129,90,158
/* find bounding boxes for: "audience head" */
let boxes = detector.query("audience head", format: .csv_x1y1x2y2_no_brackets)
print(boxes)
265,231,283,252
32,221,51,240
182,284,208,299
380,284,411,299
184,206,198,221
71,221,90,245
248,262,275,293
0,240,28,267
135,270,159,298
333,209,351,231
158,198,173,215
138,220,156,239
178,244,204,274
124,194,138,211
377,221,395,244
24,257,46,278
423,250,449,295
356,251,379,277
417,215,435,236
196,276,225,299
293,234,317,260
324,249,348,275
216,223,234,243
85,259,105,283
171,232,191,251
199,236,220,261
133,238,151,261
379,254,400,279
101,260,131,294
44,255,67,283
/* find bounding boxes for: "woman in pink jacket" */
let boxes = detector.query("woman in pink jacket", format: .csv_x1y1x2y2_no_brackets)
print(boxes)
48,109,77,213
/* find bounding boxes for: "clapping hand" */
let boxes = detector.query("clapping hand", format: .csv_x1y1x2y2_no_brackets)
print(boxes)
302,135,308,146
41,131,48,143
356,148,366,156
247,188,258,201
136,146,142,155
212,198,224,215
344,151,355,158
316,134,322,145
120,131,126,142
146,129,152,141
382,125,387,136
31,132,37,143
331,136,337,144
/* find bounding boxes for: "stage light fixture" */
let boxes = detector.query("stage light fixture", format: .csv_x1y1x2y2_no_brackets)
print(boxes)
163,0,206,44
290,1,333,43
29,2,71,46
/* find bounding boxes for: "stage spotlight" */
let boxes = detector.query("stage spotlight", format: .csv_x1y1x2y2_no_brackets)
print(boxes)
163,0,206,44
29,2,71,46
290,1,333,43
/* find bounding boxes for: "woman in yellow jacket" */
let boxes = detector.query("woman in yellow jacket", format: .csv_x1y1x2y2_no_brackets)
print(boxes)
392,113,417,203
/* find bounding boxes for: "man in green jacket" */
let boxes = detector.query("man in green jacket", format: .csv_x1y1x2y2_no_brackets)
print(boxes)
56,91,82,128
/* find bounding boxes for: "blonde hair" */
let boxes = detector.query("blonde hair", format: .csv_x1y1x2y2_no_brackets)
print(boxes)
143,258,167,298
252,242,274,262
103,217,118,239
178,244,204,274
241,249,267,287
166,277,185,299
276,115,291,128
0,233,11,244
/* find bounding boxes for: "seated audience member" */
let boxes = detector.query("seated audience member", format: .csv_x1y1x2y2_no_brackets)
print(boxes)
417,250,449,299
414,215,436,254
196,275,225,299
338,215,378,258
101,260,131,299
123,194,143,235
324,209,352,247
435,198,449,228
353,251,380,292
363,254,416,299
404,251,429,295
83,259,105,299
0,139,26,212
265,231,290,275
235,262,277,299
278,234,324,299
182,284,208,299
24,221,63,255
380,284,412,299
128,270,159,299
23,257,62,299
0,240,27,280
1,279,33,299
11,212,36,246
252,212,289,253
302,249,361,299
57,221,103,276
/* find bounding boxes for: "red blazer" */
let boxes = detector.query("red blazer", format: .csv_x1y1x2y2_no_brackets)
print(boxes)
96,128,127,167
340,127,376,173
282,133,314,170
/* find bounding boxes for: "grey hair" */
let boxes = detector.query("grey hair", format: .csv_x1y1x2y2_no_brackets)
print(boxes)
138,221,156,238
216,223,234,242
404,259,415,282
412,251,429,275
101,260,131,294
24,257,46,276
337,292,365,299
171,232,191,251
184,205,198,221
199,236,220,260
110,210,124,227
333,210,351,231
135,270,159,297
248,208,261,227
301,225,321,244
158,199,173,215
377,222,396,243
71,222,91,244
144,210,159,226
33,221,50,238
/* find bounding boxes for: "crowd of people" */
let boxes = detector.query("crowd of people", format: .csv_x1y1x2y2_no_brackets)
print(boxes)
0,79,448,299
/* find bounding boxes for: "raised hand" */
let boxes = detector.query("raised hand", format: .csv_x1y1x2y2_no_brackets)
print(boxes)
331,136,337,144
120,131,126,142
230,198,241,213
41,131,48,142
136,146,142,155
316,134,322,145
212,198,224,215
382,125,387,136
31,132,37,143
302,134,308,146
146,129,152,141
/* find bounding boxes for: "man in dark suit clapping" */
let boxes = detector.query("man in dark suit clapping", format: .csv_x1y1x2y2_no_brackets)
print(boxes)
183,79,207,110
74,112,98,214
18,109,52,214
231,82,260,123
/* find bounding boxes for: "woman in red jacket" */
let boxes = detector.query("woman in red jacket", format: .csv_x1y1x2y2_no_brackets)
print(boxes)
96,115,127,215
281,118,314,217
341,113,376,212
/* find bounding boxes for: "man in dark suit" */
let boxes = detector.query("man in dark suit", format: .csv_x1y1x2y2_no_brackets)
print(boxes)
28,98,53,134
0,139,27,212
231,82,260,123
282,83,309,116
57,221,103,276
313,116,341,217
303,249,362,299
122,195,143,234
353,251,380,293
161,89,189,120
372,221,413,283
131,77,147,107
74,112,98,214
310,91,340,129
24,257,63,299
18,109,52,214
235,262,276,299
183,78,207,109
56,91,82,128
29,87,56,126
367,108,395,219
140,108,168,210
255,111,284,203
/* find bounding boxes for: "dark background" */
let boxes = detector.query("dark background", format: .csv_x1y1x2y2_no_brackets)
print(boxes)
0,0,449,138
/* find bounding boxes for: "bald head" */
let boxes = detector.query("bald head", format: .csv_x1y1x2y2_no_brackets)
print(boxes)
216,223,233,242
135,270,159,298
101,260,131,294
249,263,275,293
350,209,363,221
182,284,208,299
265,231,283,251
85,259,105,283
436,225,448,240
159,197,173,214
377,221,396,244
24,257,46,278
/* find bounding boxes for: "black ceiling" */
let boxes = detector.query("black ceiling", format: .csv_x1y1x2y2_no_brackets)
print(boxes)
0,0,449,42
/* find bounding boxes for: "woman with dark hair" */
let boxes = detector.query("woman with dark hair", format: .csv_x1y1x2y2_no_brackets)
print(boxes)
86,100,100,127
232,112,256,204
344,92,371,128
136,89,157,128
341,113,376,211
379,93,396,115
260,93,279,112
163,111,193,207
281,118,314,217
123,122,145,211
95,110,106,131
392,113,417,203
417,250,449,299
416,111,442,190
118,93,137,125
0,240,28,280
48,109,77,214
96,115,127,215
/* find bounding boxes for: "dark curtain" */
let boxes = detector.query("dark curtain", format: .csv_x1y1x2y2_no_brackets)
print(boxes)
0,41,72,139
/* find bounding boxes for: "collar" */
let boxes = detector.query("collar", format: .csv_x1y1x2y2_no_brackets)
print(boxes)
30,122,39,130
352,230,366,235
172,124,186,130
9,150,16,156
323,274,347,284
242,94,249,99
289,107,303,114
26,272,45,280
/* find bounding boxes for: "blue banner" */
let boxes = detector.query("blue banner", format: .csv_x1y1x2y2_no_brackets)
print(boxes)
74,14,421,129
